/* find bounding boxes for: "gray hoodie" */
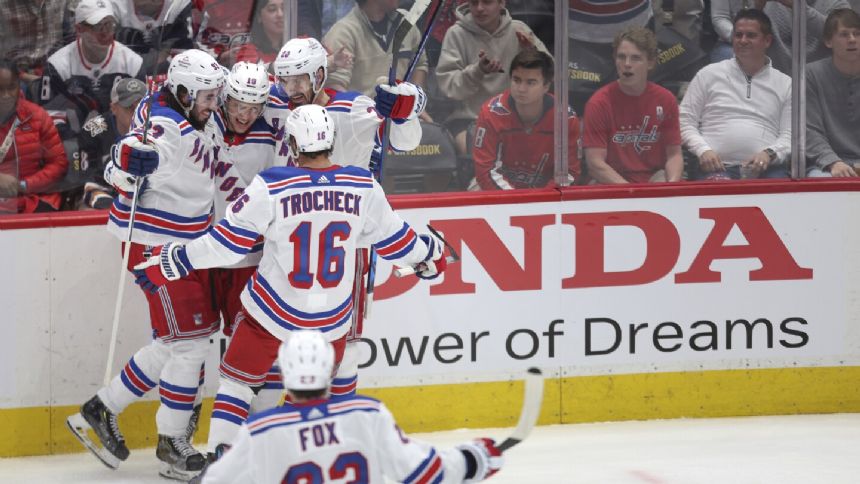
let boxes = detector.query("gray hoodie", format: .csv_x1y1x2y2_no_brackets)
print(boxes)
435,4,549,126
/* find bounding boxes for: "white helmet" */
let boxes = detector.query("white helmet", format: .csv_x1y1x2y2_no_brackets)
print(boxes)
273,37,328,94
226,62,270,105
166,49,226,108
286,104,334,158
279,330,334,392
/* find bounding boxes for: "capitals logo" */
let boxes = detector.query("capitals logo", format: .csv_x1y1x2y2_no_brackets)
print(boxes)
612,115,659,154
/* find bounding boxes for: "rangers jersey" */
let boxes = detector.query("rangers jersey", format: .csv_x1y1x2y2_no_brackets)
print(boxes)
201,395,469,484
107,91,218,245
210,110,278,267
181,165,433,342
44,40,143,113
265,87,422,170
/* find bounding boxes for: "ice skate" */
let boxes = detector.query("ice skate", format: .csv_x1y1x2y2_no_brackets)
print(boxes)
187,444,229,484
66,395,129,469
185,403,202,442
156,434,206,481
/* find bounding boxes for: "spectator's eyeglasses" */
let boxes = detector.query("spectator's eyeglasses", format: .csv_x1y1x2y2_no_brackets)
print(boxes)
225,98,264,118
85,20,117,34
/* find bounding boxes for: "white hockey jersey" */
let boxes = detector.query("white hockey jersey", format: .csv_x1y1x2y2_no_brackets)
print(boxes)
47,40,143,82
107,92,218,245
202,395,469,484
210,110,278,268
182,165,433,342
265,87,422,170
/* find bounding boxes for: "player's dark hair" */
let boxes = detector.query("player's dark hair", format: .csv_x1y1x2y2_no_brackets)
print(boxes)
509,49,554,85
823,8,860,41
733,9,773,37
290,388,328,400
0,59,19,80
161,85,209,131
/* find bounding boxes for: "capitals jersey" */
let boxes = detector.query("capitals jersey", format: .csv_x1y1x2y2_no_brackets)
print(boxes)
583,82,681,183
265,87,422,170
473,91,581,190
210,110,278,267
44,40,143,113
192,0,254,58
107,91,218,245
202,395,469,484
182,165,433,342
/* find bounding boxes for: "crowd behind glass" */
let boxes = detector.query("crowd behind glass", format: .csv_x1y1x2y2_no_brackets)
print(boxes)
0,0,858,214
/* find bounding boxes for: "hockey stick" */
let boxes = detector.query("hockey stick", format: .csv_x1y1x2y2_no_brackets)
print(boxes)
497,367,544,452
364,0,447,319
393,224,460,277
103,1,178,387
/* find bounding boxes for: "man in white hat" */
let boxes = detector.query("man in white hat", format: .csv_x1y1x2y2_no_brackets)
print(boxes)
44,0,143,118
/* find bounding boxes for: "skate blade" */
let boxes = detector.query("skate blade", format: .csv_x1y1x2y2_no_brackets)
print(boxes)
158,461,202,482
66,413,121,470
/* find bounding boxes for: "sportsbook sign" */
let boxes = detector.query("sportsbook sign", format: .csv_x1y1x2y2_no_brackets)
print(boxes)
360,190,854,384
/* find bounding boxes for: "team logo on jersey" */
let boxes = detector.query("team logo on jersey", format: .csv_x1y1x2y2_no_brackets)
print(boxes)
84,115,108,136
193,313,203,326
488,95,511,116
612,115,659,154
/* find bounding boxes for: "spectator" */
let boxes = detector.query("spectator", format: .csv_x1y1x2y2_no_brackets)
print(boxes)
471,49,580,190
110,0,196,74
323,0,429,96
234,0,284,66
0,0,66,82
710,0,748,62
44,0,143,120
584,27,684,184
758,0,850,75
806,8,860,177
69,77,147,210
192,0,256,66
0,60,68,214
234,0,331,68
680,9,791,180
436,0,549,157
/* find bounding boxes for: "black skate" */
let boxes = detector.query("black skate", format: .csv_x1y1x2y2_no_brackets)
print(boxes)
156,434,206,481
185,403,202,442
66,395,130,469
188,444,230,484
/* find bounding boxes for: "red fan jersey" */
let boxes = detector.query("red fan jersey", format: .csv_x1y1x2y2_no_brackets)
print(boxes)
193,0,253,57
473,91,581,190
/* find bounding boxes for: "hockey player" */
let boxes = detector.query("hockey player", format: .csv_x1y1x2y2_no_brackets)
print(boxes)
133,104,448,464
266,36,427,402
66,49,225,481
199,330,504,484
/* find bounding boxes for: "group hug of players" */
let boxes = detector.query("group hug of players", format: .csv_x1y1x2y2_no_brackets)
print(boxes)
64,36,505,484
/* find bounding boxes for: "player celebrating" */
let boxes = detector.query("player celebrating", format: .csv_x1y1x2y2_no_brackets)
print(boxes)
199,330,504,484
67,49,225,481
266,36,427,402
133,104,448,464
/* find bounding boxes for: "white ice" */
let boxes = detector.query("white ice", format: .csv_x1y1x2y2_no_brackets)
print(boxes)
0,413,857,483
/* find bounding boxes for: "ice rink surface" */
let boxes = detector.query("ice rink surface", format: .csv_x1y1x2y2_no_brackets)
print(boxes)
1,413,857,483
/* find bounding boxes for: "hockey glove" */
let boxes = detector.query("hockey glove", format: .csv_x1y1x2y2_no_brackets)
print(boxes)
112,134,159,177
132,243,194,293
374,81,426,123
458,438,504,482
415,232,447,280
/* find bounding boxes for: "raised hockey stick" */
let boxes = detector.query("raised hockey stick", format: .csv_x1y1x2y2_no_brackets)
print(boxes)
393,224,460,277
497,367,545,452
364,0,447,319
